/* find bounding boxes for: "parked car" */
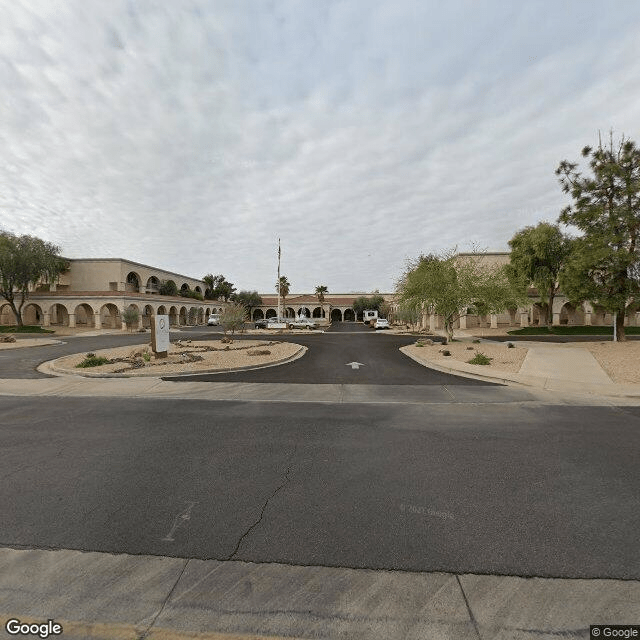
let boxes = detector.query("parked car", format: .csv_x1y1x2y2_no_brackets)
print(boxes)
290,318,317,330
207,314,220,326
255,317,293,329
374,318,389,330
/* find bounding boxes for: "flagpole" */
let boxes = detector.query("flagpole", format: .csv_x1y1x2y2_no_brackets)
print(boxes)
277,239,282,319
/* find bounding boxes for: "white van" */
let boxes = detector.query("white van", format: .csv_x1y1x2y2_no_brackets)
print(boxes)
363,309,378,325
207,314,220,326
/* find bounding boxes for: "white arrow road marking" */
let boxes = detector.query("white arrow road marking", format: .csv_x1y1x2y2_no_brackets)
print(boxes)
161,501,197,542
345,362,365,370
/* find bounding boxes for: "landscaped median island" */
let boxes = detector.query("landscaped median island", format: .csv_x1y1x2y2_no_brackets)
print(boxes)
403,339,529,374
49,339,304,377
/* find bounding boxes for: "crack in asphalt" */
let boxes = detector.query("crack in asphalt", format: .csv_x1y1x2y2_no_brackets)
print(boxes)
226,445,298,561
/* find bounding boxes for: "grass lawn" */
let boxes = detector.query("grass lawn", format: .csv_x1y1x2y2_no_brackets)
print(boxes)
508,325,640,336
0,325,55,334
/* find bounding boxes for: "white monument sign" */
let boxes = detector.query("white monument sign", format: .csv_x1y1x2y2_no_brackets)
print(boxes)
151,315,170,357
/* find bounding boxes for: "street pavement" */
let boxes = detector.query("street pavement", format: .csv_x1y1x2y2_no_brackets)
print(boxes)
0,324,639,639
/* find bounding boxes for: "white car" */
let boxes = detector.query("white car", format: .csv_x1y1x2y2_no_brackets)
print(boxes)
374,318,389,330
207,314,220,326
291,318,317,330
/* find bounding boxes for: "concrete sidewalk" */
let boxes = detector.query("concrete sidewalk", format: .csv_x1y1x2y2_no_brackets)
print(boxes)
408,330,640,398
1,547,638,640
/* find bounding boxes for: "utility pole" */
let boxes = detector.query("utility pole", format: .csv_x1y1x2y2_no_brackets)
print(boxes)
277,238,282,319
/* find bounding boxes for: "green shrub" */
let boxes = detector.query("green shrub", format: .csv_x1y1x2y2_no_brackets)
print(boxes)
159,279,179,296
0,325,54,333
507,342,515,348
468,352,492,365
180,289,204,301
76,355,110,368
122,306,139,327
441,349,451,356
472,339,480,343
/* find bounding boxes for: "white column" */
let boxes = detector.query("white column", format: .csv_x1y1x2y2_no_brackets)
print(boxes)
68,313,76,328
490,314,498,329
552,312,561,326
520,312,529,328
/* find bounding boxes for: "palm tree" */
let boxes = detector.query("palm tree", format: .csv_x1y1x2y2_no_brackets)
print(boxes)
315,285,328,319
276,276,290,317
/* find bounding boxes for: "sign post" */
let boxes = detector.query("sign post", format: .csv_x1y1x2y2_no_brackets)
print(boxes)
150,314,170,358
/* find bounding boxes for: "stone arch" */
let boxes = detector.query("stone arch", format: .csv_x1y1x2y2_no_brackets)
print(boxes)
265,308,277,319
100,303,121,329
285,307,295,318
74,303,95,327
331,308,342,322
0,303,14,325
195,286,202,295
22,303,44,326
146,276,160,294
157,305,167,315
179,306,187,325
532,303,546,326
180,283,190,293
559,302,585,326
298,307,310,318
205,307,211,317
253,309,264,320
49,303,70,326
312,307,322,318
142,304,154,329
169,306,178,326
344,308,355,322
126,271,141,292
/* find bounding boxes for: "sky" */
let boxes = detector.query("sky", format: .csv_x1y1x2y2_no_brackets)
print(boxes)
1,1,640,294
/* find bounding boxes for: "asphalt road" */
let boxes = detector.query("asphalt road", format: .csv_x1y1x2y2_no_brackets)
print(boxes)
2,324,639,581
1,396,638,580
166,323,487,385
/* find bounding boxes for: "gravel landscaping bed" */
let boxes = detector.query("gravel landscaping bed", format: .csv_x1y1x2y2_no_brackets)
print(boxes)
581,341,640,384
52,339,303,376
404,339,529,374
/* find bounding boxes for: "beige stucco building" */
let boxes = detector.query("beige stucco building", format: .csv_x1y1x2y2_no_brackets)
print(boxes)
2,252,638,331
0,258,225,330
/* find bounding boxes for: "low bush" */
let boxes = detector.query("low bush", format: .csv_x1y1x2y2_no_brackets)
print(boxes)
507,342,515,348
0,325,54,333
76,355,110,368
180,289,204,301
441,349,451,356
468,352,492,365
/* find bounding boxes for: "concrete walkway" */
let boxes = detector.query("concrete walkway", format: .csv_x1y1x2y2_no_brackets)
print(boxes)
411,329,640,398
2,547,638,640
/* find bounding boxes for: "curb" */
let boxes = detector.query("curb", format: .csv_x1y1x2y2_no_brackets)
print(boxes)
39,345,308,379
400,345,640,398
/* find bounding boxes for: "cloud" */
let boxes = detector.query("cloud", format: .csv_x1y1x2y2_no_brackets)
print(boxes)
1,0,640,293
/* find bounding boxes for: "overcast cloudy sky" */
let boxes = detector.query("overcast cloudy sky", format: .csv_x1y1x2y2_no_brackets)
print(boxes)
1,1,639,293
